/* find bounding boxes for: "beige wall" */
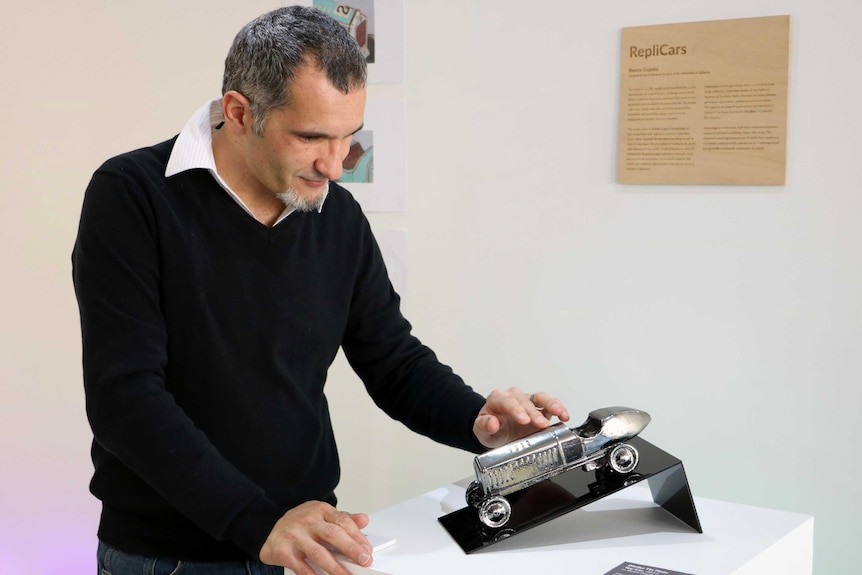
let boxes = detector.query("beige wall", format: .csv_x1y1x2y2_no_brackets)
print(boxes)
3,1,860,574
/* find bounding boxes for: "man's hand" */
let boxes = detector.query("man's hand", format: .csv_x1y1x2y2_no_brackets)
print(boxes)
473,387,570,448
259,501,373,575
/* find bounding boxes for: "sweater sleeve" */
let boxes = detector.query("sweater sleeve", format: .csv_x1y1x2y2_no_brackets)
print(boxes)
339,211,487,454
72,161,283,558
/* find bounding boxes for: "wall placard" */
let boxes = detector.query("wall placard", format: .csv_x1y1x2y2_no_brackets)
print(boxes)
617,15,790,185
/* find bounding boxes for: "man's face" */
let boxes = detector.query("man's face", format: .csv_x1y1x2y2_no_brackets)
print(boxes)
244,65,366,211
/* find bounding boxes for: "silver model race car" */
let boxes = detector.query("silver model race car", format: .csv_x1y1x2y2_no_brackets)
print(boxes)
466,406,651,529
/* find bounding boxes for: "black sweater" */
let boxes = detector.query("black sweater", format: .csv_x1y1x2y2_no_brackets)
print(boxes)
72,137,486,561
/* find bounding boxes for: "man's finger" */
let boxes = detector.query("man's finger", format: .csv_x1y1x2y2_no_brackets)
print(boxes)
317,512,373,568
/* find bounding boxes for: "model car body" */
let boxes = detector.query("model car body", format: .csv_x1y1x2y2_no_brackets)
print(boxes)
466,406,651,528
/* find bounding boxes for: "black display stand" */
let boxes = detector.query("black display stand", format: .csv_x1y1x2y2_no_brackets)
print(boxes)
438,437,702,554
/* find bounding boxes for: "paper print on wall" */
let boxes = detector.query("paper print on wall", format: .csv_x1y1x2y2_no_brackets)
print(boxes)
296,0,405,82
343,100,406,212
313,0,376,63
338,130,374,183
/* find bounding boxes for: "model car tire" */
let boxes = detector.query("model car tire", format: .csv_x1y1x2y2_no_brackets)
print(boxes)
479,496,512,529
608,443,639,474
465,481,483,508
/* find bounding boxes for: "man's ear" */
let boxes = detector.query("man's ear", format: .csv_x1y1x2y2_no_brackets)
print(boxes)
221,91,253,135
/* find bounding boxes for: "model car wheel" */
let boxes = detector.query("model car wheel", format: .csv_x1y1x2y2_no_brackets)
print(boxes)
465,481,483,508
479,496,512,529
608,443,639,474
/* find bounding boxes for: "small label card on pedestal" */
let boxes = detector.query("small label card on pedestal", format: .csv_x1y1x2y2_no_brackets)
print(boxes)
605,562,695,575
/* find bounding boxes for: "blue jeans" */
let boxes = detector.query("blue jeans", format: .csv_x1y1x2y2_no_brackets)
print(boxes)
97,541,284,575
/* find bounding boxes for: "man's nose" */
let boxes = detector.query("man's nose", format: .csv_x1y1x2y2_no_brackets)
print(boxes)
316,139,350,181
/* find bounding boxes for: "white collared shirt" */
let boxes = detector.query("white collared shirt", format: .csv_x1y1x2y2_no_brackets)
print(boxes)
165,99,313,226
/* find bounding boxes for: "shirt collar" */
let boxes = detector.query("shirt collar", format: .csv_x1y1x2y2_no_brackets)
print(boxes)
165,99,223,177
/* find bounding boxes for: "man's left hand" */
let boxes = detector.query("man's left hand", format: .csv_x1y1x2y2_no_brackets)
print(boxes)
473,387,570,448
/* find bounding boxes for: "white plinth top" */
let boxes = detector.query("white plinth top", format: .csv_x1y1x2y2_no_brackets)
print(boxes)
311,479,812,575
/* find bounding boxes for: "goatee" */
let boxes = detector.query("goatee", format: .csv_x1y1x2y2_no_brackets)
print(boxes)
276,183,329,213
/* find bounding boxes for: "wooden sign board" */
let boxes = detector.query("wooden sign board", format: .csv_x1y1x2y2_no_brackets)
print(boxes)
617,15,790,185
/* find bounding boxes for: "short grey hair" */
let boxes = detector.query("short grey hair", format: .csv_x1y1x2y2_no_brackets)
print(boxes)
222,5,368,135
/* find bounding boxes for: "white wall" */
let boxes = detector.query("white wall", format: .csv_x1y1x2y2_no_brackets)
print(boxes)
2,1,859,574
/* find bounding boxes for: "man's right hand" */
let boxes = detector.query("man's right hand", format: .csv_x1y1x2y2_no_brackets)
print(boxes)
259,501,373,575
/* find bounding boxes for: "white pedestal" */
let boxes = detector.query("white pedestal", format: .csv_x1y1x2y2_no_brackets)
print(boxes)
304,480,812,575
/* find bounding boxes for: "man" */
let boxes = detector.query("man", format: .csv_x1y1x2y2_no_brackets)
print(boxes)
72,7,569,575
